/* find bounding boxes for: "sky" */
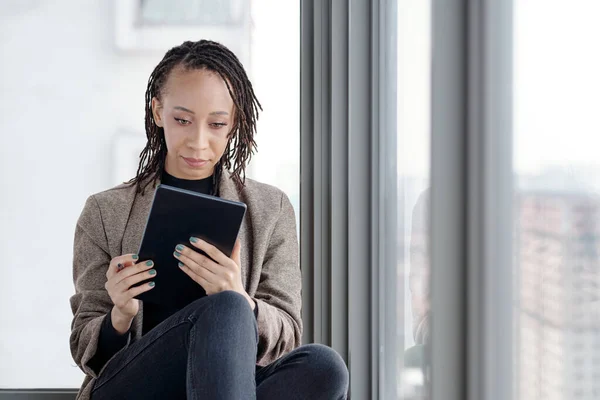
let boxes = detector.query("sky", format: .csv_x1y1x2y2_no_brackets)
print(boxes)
514,0,600,175
397,0,600,180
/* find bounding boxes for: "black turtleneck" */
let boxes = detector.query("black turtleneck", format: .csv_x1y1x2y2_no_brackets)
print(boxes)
160,170,214,195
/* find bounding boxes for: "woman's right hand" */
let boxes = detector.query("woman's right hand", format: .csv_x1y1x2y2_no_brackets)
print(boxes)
105,254,156,333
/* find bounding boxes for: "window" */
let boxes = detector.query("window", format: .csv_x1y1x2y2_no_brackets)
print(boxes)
395,0,432,398
514,1,600,399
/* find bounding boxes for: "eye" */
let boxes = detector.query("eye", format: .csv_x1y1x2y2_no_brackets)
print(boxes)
210,122,228,129
174,118,191,125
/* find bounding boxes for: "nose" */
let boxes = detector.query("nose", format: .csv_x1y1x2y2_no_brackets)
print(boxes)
188,125,210,150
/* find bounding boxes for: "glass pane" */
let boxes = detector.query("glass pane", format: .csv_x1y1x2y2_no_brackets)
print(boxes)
514,2,600,400
0,0,299,389
246,0,300,228
397,0,432,398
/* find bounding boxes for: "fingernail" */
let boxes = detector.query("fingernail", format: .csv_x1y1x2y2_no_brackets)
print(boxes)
190,237,198,243
146,260,153,266
132,254,139,260
149,269,156,275
174,251,181,258
176,244,184,252
149,281,155,287
178,262,184,268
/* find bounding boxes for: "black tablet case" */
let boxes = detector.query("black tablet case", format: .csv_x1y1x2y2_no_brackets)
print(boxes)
132,184,246,307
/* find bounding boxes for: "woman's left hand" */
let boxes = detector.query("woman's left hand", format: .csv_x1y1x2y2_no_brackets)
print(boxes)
174,238,255,310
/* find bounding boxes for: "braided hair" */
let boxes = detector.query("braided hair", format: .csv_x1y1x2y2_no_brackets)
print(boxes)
127,40,262,196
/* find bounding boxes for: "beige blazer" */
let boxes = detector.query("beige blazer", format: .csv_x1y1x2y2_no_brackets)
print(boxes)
69,172,302,400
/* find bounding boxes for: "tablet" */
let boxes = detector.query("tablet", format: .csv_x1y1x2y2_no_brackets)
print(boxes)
132,184,246,306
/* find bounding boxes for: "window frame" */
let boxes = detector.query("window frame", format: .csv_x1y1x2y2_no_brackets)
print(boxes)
0,1,514,399
0,390,77,400
428,1,514,400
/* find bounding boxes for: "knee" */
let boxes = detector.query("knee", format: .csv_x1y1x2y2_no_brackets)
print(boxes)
302,344,349,397
189,291,255,327
208,290,252,312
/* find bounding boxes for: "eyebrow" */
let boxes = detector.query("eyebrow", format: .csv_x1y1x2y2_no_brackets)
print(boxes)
174,106,195,114
173,106,229,116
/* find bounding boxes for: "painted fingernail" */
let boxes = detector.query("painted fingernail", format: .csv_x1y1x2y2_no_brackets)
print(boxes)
190,237,198,243
132,254,139,260
174,251,181,258
178,262,184,268
117,263,124,271
176,244,184,252
149,269,156,275
146,260,153,266
149,281,155,287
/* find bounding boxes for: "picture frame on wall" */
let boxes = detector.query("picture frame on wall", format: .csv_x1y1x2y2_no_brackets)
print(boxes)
114,0,251,63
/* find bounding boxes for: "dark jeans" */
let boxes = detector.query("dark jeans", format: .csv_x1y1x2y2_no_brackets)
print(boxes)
91,291,349,399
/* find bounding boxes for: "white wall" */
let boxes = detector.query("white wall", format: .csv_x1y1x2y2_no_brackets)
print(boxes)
0,1,165,388
0,0,299,388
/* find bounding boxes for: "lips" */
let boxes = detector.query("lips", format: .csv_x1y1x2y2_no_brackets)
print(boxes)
182,157,209,168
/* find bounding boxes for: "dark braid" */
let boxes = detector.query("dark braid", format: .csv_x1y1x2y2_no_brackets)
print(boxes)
126,40,262,196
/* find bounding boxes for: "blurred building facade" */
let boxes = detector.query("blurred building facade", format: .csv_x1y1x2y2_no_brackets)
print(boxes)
517,191,600,400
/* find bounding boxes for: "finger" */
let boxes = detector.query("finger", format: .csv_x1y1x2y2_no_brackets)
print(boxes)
175,248,222,276
174,244,204,266
107,254,140,278
178,262,216,293
112,260,153,285
179,257,234,293
175,251,220,280
114,260,155,287
117,265,157,292
113,254,140,269
124,280,156,300
188,237,232,267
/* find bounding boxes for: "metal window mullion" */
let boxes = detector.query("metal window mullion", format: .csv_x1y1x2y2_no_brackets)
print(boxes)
483,3,514,399
300,0,315,347
347,0,374,398
371,0,383,395
330,0,350,362
316,0,332,346
466,1,514,400
430,1,468,400
374,0,399,398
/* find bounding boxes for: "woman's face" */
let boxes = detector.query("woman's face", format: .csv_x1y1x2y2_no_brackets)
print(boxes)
151,67,235,180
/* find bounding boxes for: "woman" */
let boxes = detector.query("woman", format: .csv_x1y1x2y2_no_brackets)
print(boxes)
70,40,349,400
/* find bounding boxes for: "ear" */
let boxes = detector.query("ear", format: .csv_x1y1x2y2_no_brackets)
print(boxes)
151,97,164,127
